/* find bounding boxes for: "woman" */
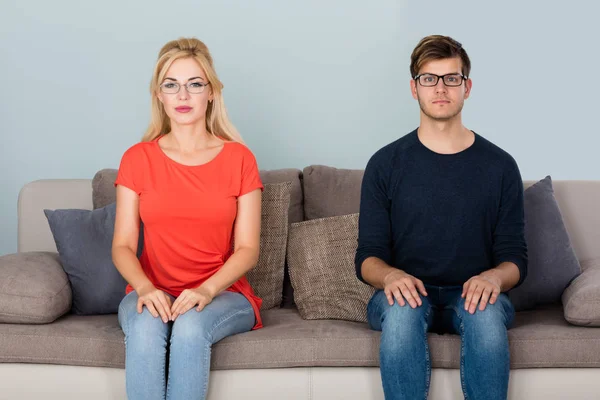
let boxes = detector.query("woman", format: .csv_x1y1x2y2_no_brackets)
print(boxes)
112,37,263,400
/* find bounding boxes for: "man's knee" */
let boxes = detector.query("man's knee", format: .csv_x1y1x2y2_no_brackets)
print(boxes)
456,294,514,327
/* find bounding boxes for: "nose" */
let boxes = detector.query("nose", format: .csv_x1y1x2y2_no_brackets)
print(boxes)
178,86,190,101
435,79,447,94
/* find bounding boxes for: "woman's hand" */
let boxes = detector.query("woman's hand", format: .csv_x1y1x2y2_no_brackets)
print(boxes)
136,283,173,323
170,286,215,321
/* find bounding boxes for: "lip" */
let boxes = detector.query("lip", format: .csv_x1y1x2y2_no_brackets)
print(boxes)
432,100,450,104
175,106,192,113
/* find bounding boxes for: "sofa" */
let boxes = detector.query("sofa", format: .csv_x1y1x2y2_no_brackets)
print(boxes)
1,165,600,400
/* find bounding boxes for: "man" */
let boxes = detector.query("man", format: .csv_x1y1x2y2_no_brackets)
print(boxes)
355,35,527,400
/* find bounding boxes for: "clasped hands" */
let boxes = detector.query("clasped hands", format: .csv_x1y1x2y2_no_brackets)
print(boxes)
135,284,215,322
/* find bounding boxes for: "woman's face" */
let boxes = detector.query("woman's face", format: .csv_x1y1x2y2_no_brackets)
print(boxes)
157,57,213,128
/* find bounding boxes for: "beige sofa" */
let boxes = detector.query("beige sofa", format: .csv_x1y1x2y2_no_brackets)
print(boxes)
1,166,600,400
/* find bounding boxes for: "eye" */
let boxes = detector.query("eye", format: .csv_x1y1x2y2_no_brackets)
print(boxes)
424,76,434,82
188,82,203,88
163,82,177,89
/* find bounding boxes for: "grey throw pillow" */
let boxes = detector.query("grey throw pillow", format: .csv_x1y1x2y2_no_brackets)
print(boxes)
287,213,375,322
0,252,72,324
44,203,142,315
509,176,581,311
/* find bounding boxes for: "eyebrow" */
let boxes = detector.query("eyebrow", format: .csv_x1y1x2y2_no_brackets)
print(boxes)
420,72,462,76
164,76,205,82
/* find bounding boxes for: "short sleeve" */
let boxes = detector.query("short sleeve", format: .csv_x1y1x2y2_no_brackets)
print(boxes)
114,147,142,195
238,147,264,197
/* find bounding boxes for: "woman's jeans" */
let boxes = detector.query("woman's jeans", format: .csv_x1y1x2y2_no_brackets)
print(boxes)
367,284,515,400
118,290,255,400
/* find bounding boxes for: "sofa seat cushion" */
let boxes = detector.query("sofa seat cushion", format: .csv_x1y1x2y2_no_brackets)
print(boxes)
1,307,599,369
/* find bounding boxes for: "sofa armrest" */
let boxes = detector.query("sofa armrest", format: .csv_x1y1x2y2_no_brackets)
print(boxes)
0,252,72,324
562,258,600,326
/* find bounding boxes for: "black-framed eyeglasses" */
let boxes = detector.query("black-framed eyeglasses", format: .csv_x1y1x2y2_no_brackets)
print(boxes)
415,73,466,87
160,81,210,94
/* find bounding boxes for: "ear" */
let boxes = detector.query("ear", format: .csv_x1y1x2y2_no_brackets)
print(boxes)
464,78,473,100
410,79,418,100
157,90,164,104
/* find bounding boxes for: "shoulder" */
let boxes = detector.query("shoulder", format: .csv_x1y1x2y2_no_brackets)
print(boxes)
367,129,419,170
224,141,258,163
121,140,155,161
473,133,520,172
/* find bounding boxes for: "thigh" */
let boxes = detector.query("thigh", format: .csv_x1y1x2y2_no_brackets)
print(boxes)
171,291,255,344
118,291,172,339
367,290,433,332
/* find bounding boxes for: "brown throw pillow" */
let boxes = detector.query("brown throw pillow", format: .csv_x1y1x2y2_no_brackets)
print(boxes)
245,181,292,309
287,213,375,322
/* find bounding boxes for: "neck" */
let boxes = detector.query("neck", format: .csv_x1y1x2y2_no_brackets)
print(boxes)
417,113,473,154
167,119,214,151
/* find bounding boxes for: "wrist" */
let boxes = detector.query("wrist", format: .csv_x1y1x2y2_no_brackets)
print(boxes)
480,270,503,290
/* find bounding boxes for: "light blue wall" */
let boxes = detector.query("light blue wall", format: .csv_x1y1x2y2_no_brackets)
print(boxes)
1,1,598,255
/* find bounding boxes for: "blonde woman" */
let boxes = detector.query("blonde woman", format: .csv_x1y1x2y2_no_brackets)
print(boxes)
112,38,263,400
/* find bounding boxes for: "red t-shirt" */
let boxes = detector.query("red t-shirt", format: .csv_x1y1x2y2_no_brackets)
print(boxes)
114,136,264,329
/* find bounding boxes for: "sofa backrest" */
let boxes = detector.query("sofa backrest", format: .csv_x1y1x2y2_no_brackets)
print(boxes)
17,170,600,263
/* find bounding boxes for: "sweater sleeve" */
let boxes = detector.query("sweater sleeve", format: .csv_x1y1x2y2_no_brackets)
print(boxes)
354,152,393,284
493,157,528,288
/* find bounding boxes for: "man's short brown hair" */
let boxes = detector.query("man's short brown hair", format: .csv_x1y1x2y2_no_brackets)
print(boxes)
410,35,471,79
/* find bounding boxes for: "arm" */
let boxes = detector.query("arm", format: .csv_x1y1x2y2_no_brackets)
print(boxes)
170,188,262,319
355,154,427,307
201,188,262,297
354,156,393,285
112,185,172,321
463,158,528,313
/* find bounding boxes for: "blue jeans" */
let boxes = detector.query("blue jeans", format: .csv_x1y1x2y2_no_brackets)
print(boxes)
118,290,255,400
367,284,515,400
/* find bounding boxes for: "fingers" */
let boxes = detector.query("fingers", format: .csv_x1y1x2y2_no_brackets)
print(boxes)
415,279,428,297
145,301,159,319
391,286,405,306
489,287,500,305
399,283,419,308
156,293,172,322
137,298,143,314
171,291,196,321
478,287,492,311
152,297,171,323
464,283,481,314
384,288,394,306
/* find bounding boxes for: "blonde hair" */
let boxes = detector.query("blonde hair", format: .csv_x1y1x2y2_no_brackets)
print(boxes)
141,37,243,143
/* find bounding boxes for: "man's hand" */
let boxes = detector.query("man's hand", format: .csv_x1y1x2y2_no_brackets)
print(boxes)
382,269,428,308
170,286,216,321
461,272,502,314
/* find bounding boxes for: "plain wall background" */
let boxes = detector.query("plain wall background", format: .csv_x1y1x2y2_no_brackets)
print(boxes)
1,0,598,255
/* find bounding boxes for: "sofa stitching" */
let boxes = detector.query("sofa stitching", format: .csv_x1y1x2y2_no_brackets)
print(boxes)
0,279,70,300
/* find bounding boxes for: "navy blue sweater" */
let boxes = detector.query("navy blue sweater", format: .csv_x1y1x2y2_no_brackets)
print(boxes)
355,129,528,288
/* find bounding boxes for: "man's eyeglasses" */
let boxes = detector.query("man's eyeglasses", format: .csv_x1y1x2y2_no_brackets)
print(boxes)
415,73,466,87
160,81,210,94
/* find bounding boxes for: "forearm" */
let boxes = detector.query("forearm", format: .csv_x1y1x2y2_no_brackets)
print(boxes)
481,261,520,292
112,246,153,291
361,257,400,290
201,247,259,297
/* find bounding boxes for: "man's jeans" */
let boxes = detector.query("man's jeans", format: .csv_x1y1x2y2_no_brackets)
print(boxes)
367,284,515,400
118,290,255,400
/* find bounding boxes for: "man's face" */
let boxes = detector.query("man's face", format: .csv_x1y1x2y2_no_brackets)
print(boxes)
410,57,472,122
